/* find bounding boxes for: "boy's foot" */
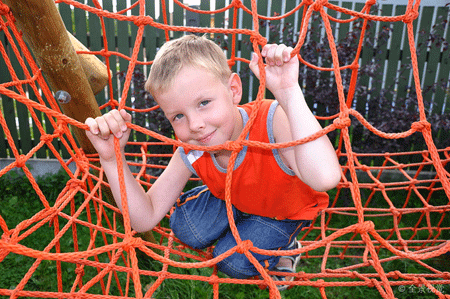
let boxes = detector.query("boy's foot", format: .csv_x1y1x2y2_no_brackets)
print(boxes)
271,240,301,291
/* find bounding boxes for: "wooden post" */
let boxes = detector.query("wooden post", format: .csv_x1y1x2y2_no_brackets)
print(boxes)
3,0,159,248
68,32,111,96
3,0,101,154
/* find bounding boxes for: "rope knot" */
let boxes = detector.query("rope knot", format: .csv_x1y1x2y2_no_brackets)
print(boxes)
313,0,328,11
333,117,351,129
208,274,219,285
224,141,243,152
403,10,419,23
360,165,370,172
375,181,385,190
227,59,236,68
67,178,85,190
250,33,267,47
236,240,253,254
54,121,67,136
304,0,314,7
355,221,374,234
350,61,359,70
411,121,431,132
123,237,143,252
0,3,10,15
391,270,401,280
133,15,152,27
75,266,85,277
73,151,90,173
391,208,401,217
15,155,27,168
231,0,243,9
40,134,54,144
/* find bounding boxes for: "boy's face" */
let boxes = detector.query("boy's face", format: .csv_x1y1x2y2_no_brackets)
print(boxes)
154,66,243,148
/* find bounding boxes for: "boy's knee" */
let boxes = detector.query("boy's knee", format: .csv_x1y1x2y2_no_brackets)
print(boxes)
170,209,206,249
214,252,256,279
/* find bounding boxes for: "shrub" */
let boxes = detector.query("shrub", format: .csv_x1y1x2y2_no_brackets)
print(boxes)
120,6,450,163
217,5,450,155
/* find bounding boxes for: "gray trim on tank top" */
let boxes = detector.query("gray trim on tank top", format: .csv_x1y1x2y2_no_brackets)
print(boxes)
267,101,296,176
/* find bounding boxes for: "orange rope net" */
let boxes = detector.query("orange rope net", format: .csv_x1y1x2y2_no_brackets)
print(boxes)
0,0,449,298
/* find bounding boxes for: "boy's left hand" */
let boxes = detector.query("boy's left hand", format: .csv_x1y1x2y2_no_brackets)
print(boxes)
249,44,299,98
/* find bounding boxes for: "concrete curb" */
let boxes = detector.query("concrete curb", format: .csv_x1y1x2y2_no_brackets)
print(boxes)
0,158,438,182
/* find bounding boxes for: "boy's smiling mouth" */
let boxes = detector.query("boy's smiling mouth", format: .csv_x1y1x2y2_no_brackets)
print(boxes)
197,130,216,144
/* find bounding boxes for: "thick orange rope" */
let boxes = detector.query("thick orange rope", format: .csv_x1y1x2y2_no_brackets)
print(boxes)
0,0,449,298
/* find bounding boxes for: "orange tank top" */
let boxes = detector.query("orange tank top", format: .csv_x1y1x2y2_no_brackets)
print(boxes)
179,100,329,220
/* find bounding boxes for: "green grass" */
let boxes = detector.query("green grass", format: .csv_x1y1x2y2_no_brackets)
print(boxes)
0,169,449,298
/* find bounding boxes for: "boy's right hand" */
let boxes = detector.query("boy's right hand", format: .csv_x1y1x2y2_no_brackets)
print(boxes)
85,109,132,162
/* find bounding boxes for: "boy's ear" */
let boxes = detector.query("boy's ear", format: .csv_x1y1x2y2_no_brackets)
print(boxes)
228,73,242,105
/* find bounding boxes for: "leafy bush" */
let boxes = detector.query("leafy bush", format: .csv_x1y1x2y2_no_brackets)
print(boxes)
114,6,450,169
216,5,450,155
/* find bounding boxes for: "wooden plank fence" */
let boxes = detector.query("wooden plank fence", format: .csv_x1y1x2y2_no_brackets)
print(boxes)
0,0,449,160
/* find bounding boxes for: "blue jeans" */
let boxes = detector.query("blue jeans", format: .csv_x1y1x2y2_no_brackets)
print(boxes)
170,185,311,279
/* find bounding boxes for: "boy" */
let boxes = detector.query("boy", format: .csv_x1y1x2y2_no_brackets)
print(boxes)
85,35,341,289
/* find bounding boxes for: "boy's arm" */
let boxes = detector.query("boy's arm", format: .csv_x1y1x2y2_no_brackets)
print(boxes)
100,149,191,233
249,44,341,192
85,110,192,232
272,89,341,192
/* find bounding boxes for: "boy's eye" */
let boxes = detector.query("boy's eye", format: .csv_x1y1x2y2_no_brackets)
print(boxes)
173,114,184,121
199,100,210,107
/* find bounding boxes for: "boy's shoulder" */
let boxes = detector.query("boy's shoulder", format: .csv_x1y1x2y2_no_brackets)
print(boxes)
239,99,277,126
238,99,279,140
238,99,274,113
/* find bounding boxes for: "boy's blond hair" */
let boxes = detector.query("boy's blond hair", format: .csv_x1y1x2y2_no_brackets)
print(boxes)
145,35,231,97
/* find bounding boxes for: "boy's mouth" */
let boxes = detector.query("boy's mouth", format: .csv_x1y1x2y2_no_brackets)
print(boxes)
197,131,215,144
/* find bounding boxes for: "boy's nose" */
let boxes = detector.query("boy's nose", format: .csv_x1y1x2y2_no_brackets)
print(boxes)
189,116,205,132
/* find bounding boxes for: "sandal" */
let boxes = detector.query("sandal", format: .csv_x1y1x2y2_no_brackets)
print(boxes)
271,240,302,291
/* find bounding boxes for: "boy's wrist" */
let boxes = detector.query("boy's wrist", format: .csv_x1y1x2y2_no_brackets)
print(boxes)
99,152,126,165
272,85,303,107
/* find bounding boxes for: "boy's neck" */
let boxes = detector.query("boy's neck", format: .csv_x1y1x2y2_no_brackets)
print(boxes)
230,105,244,142
212,106,243,165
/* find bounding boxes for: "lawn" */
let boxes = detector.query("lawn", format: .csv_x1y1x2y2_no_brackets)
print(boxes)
0,169,448,298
